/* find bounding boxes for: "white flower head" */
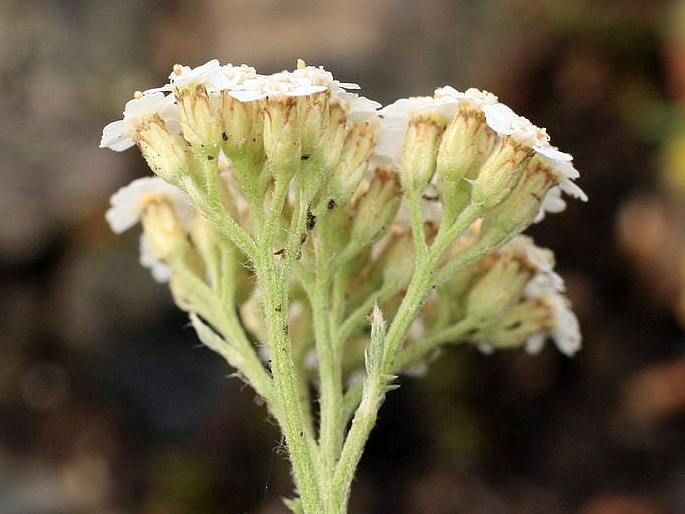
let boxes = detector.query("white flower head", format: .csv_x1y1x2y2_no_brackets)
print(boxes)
169,59,232,92
375,95,460,164
547,294,582,356
483,102,587,217
290,59,361,93
515,236,566,298
482,102,556,154
144,61,258,96
381,95,460,122
283,61,380,122
229,70,328,102
336,91,382,124
105,176,193,234
434,86,498,111
500,236,580,356
100,92,180,152
525,271,566,297
220,63,259,88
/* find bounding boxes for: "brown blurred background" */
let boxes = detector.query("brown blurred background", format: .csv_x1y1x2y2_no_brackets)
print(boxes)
4,0,685,512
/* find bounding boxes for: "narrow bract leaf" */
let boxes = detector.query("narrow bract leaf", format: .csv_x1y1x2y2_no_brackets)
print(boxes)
190,312,244,368
365,304,387,376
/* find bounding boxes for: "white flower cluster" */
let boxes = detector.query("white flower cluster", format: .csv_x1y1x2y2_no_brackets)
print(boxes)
100,59,380,154
101,59,587,358
375,85,586,224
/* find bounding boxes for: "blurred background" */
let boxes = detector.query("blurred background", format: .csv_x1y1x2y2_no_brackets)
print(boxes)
3,0,685,512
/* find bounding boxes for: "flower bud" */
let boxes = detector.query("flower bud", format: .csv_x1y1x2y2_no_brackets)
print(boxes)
398,116,445,194
319,119,377,211
303,101,348,208
298,90,331,156
263,96,302,177
218,93,265,169
174,84,222,153
436,108,497,185
137,116,192,186
470,137,533,211
436,108,498,219
319,101,347,169
350,168,402,248
465,253,532,324
140,199,191,263
479,157,553,244
471,298,550,350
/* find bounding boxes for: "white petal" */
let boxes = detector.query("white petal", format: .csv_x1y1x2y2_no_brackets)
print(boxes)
482,103,518,135
228,89,265,102
534,187,567,223
560,178,588,202
100,120,134,151
435,86,498,109
535,144,573,162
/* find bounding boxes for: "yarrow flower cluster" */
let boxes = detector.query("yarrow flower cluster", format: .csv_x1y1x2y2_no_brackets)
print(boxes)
101,59,587,514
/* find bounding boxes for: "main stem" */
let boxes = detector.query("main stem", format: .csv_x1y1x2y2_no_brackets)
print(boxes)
256,253,323,513
252,167,325,513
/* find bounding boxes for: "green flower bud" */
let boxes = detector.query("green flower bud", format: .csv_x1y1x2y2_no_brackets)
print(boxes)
436,110,498,219
350,168,402,248
472,298,550,350
319,101,347,170
263,96,302,177
140,199,191,263
137,115,192,186
479,157,554,244
298,90,332,156
218,92,265,168
319,119,377,211
465,253,532,324
175,84,222,154
437,110,497,184
398,117,445,193
471,137,533,211
303,101,347,208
